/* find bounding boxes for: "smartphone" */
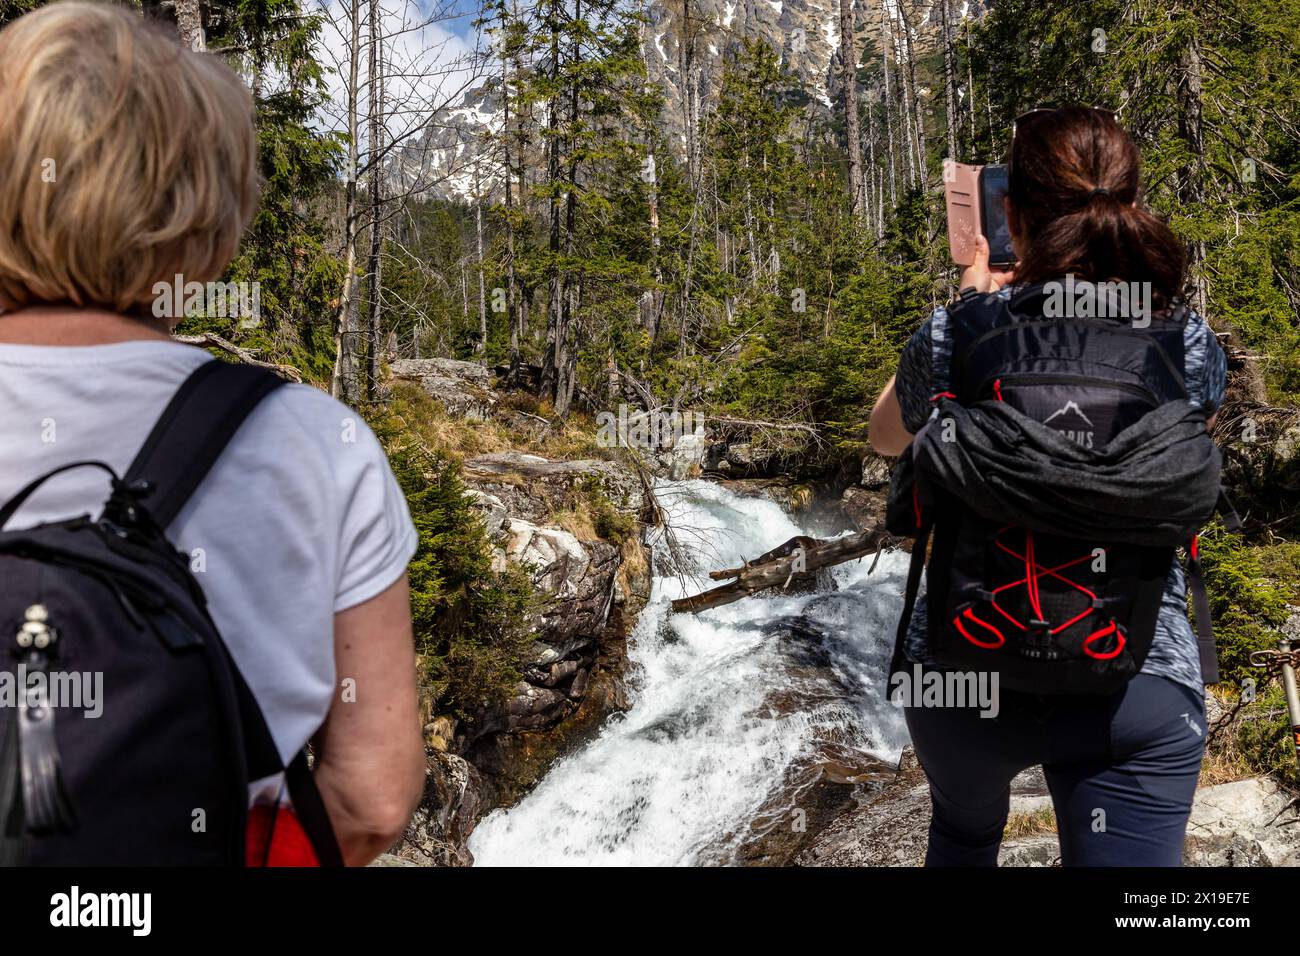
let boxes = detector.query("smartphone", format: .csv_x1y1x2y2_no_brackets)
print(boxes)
943,160,981,266
978,164,1016,267
943,160,1018,268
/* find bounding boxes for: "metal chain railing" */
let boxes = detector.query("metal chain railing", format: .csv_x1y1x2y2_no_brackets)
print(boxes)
1248,637,1300,770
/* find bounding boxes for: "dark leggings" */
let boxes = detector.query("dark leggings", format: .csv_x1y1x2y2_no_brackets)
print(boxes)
904,674,1206,866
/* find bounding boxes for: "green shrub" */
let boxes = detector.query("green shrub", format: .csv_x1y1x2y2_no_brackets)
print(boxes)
1197,524,1292,689
1198,523,1300,783
590,493,636,546
367,406,535,725
1234,683,1300,787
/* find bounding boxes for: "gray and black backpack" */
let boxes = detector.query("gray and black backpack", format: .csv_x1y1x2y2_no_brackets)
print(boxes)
886,282,1238,695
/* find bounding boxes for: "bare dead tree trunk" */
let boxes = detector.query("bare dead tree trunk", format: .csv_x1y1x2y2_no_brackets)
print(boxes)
965,18,978,150
1177,29,1209,315
555,0,582,419
474,169,488,358
838,0,864,226
461,259,469,328
502,3,521,378
879,6,898,208
896,2,927,188
559,279,580,416
331,0,363,403
640,10,664,351
173,0,205,51
743,170,761,282
672,525,894,613
940,0,958,160
682,0,702,189
763,153,779,284
364,0,385,402
540,0,564,402
643,151,663,344
866,95,882,238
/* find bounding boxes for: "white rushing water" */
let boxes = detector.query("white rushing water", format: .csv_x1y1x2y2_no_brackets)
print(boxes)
469,479,911,866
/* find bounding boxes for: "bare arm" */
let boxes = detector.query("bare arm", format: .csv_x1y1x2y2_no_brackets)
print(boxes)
872,236,1017,458
870,375,914,457
312,574,425,866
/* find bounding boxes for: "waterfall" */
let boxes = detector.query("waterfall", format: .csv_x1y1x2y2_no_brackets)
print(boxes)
469,478,911,866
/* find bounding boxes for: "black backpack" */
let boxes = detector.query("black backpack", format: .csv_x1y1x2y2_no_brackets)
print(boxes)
886,283,1234,696
0,360,341,865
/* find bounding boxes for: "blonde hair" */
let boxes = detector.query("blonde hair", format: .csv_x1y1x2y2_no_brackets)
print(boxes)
0,1,260,314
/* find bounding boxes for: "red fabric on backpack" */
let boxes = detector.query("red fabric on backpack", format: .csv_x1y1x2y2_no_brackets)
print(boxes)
245,803,322,867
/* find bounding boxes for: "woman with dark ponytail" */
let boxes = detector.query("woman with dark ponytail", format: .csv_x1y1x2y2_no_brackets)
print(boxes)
869,108,1227,867
1008,108,1186,310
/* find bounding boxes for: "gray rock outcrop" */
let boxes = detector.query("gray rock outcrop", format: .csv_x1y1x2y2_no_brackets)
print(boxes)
391,358,496,420
463,451,644,524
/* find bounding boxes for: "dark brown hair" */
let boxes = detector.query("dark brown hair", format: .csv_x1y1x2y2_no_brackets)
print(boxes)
1008,107,1185,310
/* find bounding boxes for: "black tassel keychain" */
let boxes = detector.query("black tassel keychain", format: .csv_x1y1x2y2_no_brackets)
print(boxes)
14,604,76,834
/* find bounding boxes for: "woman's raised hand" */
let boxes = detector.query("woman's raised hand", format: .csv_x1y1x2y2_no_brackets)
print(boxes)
959,234,1017,293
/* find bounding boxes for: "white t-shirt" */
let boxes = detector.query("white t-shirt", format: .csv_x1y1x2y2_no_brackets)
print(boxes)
0,340,418,765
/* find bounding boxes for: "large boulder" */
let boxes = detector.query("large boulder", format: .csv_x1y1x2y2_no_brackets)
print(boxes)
391,356,491,385
1183,777,1300,866
996,775,1300,867
505,520,620,649
464,488,509,544
459,518,630,814
861,454,893,489
660,428,708,480
841,486,886,532
463,451,643,524
396,750,483,867
451,518,621,752
398,483,638,865
391,358,496,420
997,836,1061,867
800,755,1300,867
796,777,932,867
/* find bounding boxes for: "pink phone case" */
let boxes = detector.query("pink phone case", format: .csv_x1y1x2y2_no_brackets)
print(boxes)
944,160,983,267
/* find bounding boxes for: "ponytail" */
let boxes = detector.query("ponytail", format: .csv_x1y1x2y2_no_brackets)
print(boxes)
1008,107,1185,311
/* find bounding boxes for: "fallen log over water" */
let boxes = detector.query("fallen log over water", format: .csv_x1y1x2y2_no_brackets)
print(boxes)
671,523,897,614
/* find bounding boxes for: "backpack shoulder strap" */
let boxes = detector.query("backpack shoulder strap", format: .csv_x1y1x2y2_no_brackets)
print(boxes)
941,286,1020,399
1186,490,1244,686
885,518,932,702
125,360,289,529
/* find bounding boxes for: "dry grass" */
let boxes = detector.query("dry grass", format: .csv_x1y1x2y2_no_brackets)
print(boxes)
1003,805,1058,839
620,535,649,580
539,410,608,460
1198,746,1255,787
389,381,513,459
552,504,600,541
390,380,612,464
1199,688,1260,786
612,536,652,612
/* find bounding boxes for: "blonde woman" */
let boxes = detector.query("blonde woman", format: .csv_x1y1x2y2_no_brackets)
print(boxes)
0,2,424,865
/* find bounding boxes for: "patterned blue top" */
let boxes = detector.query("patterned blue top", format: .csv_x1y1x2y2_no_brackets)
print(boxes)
894,286,1228,694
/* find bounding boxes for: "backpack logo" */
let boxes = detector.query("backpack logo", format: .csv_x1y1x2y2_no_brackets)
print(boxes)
1044,400,1095,448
